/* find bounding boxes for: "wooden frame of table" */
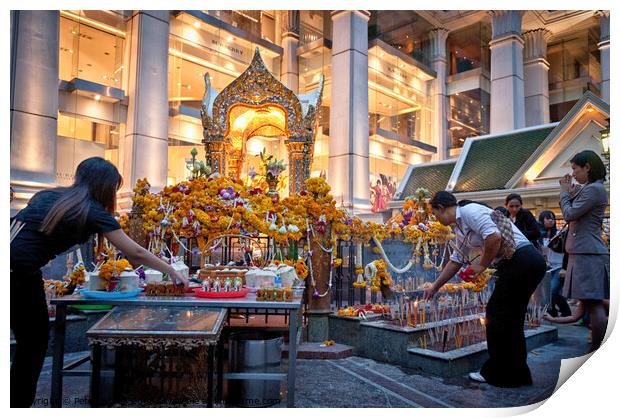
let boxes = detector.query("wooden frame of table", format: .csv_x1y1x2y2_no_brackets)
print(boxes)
50,294,302,408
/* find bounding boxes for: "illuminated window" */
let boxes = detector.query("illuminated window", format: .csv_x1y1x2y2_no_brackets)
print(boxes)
447,22,491,76
59,12,126,88
448,89,490,148
548,27,601,121
369,11,433,67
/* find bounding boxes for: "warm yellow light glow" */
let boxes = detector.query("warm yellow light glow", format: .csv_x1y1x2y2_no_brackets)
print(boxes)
369,80,421,108
168,48,239,78
246,136,266,155
227,104,287,147
60,10,126,38
182,27,200,44
14,192,35,201
525,170,538,183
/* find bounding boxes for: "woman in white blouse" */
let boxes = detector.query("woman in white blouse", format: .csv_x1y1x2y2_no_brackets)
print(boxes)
424,191,547,387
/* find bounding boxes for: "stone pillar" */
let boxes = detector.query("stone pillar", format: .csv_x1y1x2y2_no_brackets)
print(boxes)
280,11,299,92
429,28,450,160
523,29,552,126
489,11,525,134
597,11,610,104
328,10,371,212
118,11,169,208
10,11,59,212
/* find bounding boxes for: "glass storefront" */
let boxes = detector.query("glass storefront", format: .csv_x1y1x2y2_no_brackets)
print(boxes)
47,10,607,212
56,11,126,185
548,27,601,121
368,43,433,211
299,10,329,46
203,10,276,43
299,34,331,179
369,11,434,68
59,11,126,88
448,89,490,147
447,22,491,75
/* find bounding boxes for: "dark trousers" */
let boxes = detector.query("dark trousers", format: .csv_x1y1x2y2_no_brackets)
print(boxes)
11,270,49,407
480,245,547,387
549,269,571,317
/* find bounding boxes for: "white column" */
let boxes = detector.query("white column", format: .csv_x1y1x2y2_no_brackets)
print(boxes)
10,11,59,212
280,11,299,92
523,29,551,126
328,10,370,212
118,11,169,208
429,28,450,160
489,11,525,133
597,11,610,104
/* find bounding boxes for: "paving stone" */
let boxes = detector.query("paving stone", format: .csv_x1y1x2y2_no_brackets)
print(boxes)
29,322,590,408
283,342,354,359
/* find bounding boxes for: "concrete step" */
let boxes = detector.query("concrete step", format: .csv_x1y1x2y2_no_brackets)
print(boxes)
283,342,354,359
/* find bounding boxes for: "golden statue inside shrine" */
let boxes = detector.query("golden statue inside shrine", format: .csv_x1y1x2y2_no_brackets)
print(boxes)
201,48,324,194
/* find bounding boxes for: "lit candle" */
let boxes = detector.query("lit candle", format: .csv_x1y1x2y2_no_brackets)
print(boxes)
413,299,418,327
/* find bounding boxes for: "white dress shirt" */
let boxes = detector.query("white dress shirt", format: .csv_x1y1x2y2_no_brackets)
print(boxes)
450,204,531,265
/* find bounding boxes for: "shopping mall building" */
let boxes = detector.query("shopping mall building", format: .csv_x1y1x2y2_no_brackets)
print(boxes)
10,10,610,216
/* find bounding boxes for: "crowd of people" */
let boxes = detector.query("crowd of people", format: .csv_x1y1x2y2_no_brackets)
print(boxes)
9,151,610,406
425,150,610,387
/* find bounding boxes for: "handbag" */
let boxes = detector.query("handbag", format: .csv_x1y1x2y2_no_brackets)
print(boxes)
548,225,568,253
490,210,516,260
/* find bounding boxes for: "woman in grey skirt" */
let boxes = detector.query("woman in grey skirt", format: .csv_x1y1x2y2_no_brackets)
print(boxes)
559,150,609,352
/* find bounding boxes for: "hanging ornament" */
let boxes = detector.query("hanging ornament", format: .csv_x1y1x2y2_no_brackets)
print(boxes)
316,214,327,234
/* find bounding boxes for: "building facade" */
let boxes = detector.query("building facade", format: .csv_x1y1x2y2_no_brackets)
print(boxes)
10,10,610,216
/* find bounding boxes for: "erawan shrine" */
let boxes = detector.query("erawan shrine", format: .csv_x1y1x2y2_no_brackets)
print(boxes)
9,9,611,410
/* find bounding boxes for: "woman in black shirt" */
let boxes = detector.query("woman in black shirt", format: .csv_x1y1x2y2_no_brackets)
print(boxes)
10,157,187,407
505,193,541,248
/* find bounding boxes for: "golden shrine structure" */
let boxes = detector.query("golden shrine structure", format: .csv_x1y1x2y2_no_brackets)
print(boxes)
200,48,324,194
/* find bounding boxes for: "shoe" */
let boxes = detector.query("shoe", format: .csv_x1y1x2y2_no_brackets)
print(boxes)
469,372,487,383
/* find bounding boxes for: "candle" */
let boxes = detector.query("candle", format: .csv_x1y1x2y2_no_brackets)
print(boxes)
413,299,418,327
404,298,410,327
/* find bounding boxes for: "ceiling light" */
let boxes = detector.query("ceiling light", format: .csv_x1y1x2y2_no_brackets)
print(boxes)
94,94,101,101
194,21,201,28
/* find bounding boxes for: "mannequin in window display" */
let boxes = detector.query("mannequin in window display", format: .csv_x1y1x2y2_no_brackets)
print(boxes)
371,179,387,212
